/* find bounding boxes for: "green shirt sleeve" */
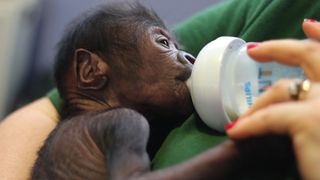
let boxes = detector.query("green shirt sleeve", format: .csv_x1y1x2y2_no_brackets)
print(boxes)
174,0,320,57
47,88,62,115
173,0,270,56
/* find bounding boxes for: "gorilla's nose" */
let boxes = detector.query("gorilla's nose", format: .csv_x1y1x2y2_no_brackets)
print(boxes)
179,51,196,64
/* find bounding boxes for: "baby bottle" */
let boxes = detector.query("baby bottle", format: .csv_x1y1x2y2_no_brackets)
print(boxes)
187,36,304,132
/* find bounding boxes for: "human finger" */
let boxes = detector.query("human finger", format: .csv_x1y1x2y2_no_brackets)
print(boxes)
227,102,307,139
247,40,320,81
302,19,320,40
243,79,293,117
244,80,320,117
228,98,320,180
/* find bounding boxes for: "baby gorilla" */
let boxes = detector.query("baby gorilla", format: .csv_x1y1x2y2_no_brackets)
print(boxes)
53,2,194,157
32,2,295,180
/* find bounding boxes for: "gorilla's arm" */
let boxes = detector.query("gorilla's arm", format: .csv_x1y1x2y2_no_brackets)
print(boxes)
32,108,294,180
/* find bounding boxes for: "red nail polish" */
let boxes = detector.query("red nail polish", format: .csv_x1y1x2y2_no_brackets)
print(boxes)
225,118,238,130
264,85,271,91
304,18,318,23
247,43,259,50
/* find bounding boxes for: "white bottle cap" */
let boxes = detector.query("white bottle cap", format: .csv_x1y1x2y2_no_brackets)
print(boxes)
187,37,246,132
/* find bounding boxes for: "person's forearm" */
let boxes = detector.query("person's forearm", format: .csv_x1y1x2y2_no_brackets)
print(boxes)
0,97,58,180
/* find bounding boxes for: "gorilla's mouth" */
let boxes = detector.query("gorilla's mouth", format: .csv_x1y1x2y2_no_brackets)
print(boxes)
176,67,192,82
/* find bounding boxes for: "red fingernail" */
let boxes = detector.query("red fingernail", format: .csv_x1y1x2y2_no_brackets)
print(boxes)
264,85,271,91
304,18,318,23
247,43,259,50
225,118,238,130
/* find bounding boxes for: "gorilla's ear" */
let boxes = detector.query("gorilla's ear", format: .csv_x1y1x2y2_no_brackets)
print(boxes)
74,48,109,90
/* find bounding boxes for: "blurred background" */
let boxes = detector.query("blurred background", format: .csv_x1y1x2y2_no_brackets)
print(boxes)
0,0,223,119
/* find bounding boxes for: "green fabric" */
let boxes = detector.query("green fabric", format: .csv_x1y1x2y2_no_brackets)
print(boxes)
47,0,320,178
152,114,227,168
47,88,62,115
153,0,320,174
173,0,319,57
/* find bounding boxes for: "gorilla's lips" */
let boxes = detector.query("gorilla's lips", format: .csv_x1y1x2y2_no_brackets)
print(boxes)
176,67,192,82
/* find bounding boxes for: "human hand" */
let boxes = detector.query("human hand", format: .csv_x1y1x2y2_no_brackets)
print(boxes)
226,19,320,180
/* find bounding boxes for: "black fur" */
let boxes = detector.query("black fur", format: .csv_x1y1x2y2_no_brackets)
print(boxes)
54,2,167,118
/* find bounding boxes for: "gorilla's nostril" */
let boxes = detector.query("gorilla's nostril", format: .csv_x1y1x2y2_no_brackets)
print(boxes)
178,51,196,65
184,54,196,64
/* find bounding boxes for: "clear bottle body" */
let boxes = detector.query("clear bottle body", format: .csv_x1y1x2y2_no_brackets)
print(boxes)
188,37,304,132
224,45,304,118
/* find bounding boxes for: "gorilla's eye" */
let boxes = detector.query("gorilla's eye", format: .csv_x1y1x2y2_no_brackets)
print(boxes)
158,39,170,48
